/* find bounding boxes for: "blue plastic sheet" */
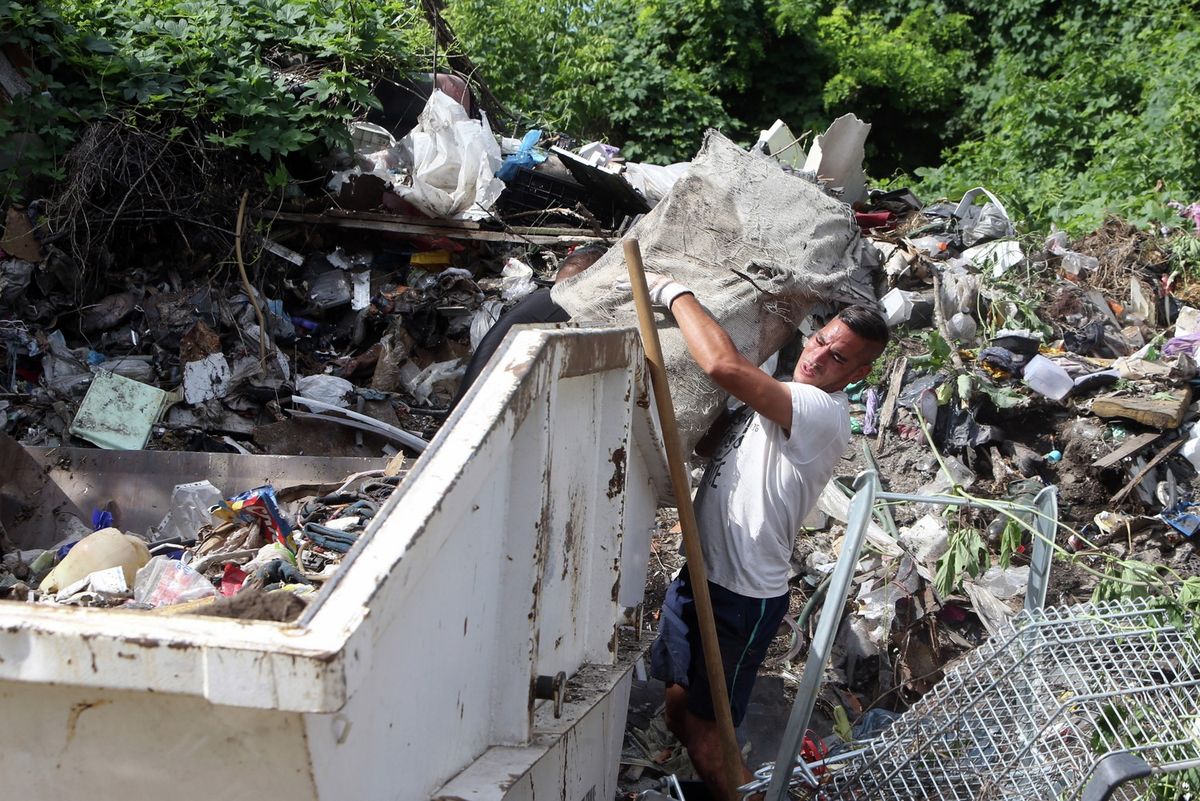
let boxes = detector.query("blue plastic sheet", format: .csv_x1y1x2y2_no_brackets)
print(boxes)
497,130,547,182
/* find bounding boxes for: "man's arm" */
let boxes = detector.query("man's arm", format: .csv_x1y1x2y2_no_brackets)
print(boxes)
669,294,793,430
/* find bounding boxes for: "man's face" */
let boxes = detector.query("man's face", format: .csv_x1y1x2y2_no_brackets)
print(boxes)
792,318,878,392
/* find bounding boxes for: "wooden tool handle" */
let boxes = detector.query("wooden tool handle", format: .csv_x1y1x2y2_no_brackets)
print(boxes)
623,239,744,797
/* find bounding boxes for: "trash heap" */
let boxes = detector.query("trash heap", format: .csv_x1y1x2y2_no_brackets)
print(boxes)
0,469,396,621
0,98,667,458
5,77,1200,762
719,185,1200,761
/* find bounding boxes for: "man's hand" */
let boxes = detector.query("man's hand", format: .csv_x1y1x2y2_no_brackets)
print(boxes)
614,274,694,309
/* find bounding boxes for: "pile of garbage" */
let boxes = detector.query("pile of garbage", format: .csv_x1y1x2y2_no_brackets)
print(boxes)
5,74,1200,709
0,468,395,620
610,121,1200,795
0,104,639,457
859,186,1200,559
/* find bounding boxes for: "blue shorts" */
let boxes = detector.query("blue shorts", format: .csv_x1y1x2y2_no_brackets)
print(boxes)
649,567,789,726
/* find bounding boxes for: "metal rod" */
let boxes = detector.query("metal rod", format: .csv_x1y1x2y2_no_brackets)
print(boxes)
1025,485,1057,612
764,470,879,801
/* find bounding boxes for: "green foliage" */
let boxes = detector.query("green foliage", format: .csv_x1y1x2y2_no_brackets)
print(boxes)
0,0,424,200
1171,233,1200,278
447,0,973,166
1091,559,1158,604
5,0,1197,238
934,520,987,596
913,3,1200,234
908,329,951,372
864,337,902,386
815,6,973,119
446,0,740,161
996,517,1022,568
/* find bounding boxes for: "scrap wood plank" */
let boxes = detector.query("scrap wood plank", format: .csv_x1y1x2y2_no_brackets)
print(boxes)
874,356,907,449
1109,438,1184,506
260,210,610,245
1090,387,1192,430
1092,431,1161,468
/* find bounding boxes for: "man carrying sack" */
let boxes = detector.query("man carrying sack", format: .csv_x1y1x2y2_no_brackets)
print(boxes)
638,275,888,799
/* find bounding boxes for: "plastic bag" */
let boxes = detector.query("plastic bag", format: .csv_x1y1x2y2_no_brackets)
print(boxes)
496,130,547,182
623,161,689,206
500,258,537,302
954,187,1014,247
295,374,355,407
938,266,980,315
390,91,504,220
407,359,464,405
150,480,223,543
133,556,217,607
470,299,505,350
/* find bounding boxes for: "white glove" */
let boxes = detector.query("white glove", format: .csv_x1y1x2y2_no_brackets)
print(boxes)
614,275,694,309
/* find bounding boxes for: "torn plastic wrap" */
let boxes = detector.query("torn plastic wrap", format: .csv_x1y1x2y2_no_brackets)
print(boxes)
389,90,504,220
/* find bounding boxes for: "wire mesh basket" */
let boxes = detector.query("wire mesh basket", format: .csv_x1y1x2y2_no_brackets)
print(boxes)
820,598,1200,801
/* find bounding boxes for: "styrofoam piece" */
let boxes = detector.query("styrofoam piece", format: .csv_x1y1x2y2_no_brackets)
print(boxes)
1023,354,1074,401
881,288,917,327
803,113,872,206
1176,306,1200,337
69,370,173,450
183,352,232,404
1181,423,1200,473
351,270,371,311
757,118,806,170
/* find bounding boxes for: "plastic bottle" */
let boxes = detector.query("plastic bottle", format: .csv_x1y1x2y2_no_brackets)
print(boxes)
1022,355,1073,401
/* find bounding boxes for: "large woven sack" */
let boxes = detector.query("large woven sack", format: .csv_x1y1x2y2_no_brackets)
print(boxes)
552,130,864,456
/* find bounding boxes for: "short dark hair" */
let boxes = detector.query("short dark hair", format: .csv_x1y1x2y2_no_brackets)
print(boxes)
837,305,890,347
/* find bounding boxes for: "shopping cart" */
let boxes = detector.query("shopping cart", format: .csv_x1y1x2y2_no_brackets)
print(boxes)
743,471,1199,801
815,597,1200,801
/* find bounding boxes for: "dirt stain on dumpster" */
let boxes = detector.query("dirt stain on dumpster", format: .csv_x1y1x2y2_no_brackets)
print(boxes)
607,446,626,498
65,699,111,745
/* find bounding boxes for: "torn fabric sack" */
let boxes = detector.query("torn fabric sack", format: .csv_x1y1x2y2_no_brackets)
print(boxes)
553,130,866,456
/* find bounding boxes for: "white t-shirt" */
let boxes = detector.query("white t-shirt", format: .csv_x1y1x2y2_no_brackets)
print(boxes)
695,383,851,598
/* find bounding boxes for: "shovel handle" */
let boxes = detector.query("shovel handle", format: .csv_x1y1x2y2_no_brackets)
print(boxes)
623,239,744,797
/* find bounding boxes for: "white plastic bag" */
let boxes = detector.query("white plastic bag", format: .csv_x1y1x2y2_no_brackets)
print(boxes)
133,556,217,607
623,161,689,206
407,359,464,405
500,258,537,302
954,186,1015,246
295,374,355,408
470,299,505,350
150,480,224,543
391,91,504,220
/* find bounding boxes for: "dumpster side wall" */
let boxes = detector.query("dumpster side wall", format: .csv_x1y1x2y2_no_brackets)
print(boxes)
0,680,317,800
298,327,661,799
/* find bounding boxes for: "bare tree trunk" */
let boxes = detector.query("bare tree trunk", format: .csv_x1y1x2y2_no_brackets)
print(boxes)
420,0,515,129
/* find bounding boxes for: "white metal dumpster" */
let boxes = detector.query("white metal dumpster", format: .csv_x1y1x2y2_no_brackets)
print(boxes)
0,324,668,801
